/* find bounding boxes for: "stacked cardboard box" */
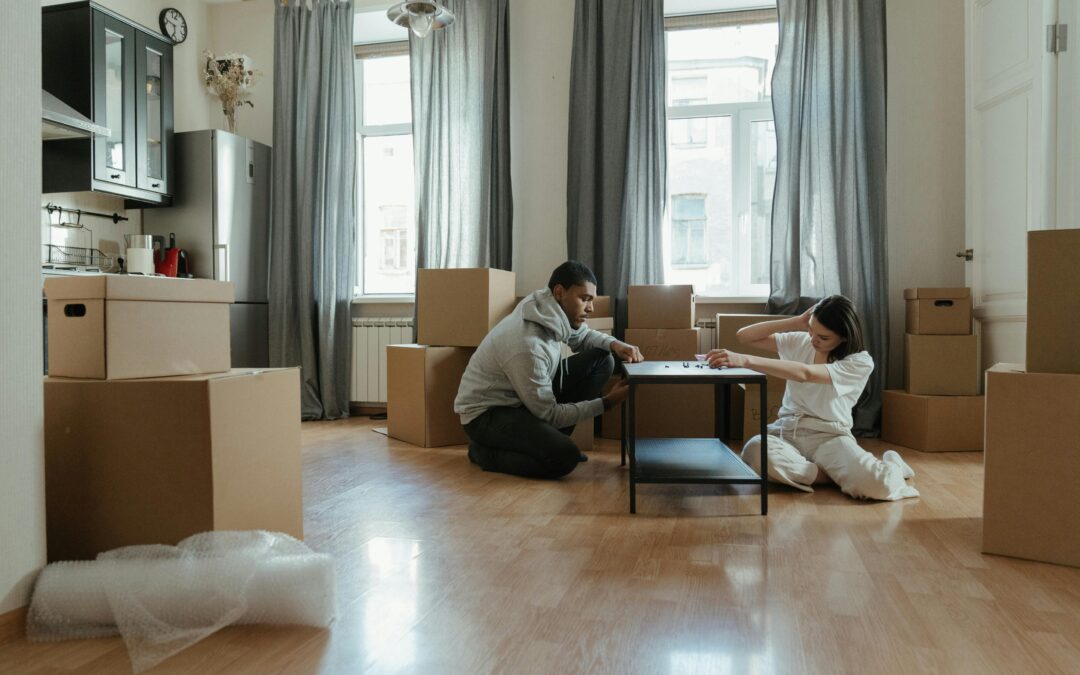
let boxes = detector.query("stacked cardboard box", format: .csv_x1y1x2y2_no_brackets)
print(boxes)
599,285,713,439
390,268,514,447
882,286,984,452
983,229,1080,568
43,276,303,559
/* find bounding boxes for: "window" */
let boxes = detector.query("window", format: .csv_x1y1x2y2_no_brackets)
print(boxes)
664,11,778,297
671,195,708,266
355,46,414,295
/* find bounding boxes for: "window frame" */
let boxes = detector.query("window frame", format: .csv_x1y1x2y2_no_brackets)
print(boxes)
664,10,777,300
354,42,415,300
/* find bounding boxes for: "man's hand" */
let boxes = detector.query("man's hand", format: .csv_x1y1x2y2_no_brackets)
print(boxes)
603,378,630,410
706,348,750,369
611,340,644,363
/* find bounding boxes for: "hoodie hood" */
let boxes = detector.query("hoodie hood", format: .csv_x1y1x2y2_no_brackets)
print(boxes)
521,288,574,342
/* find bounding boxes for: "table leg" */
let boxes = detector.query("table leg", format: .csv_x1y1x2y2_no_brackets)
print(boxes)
759,379,769,516
620,398,626,467
629,383,637,514
715,382,728,439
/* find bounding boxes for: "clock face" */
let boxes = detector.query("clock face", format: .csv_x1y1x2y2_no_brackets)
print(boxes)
159,8,187,44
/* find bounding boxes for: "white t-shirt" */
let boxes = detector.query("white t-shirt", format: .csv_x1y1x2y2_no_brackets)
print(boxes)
773,331,873,430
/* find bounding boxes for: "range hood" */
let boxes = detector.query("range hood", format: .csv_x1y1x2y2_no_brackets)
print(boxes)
42,90,110,140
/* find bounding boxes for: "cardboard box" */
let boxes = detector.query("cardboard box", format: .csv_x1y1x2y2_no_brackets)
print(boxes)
587,316,614,334
881,389,984,452
591,296,613,318
982,363,1080,567
45,275,233,380
44,368,302,561
1027,229,1080,374
904,287,973,335
623,328,699,361
714,313,784,357
905,334,980,395
417,268,516,347
570,420,593,453
387,344,473,447
728,377,786,442
628,285,695,329
600,383,716,440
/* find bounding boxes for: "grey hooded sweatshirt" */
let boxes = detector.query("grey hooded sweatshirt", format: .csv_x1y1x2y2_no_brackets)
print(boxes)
454,288,617,428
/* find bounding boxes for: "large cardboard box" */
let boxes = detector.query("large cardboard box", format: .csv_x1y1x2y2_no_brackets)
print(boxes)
45,275,233,380
417,268,516,347
1027,228,1080,374
628,285,695,329
570,420,593,453
982,363,1080,567
904,288,973,335
44,369,302,561
586,316,614,335
881,389,984,452
905,334,980,395
623,328,699,361
730,377,786,442
387,345,473,447
714,313,783,357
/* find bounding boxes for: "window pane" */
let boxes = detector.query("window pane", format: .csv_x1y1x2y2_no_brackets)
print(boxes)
666,118,732,284
750,120,776,286
363,135,415,294
363,55,411,126
667,23,779,106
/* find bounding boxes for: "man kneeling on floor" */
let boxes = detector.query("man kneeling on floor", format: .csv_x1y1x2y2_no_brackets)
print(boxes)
454,261,643,479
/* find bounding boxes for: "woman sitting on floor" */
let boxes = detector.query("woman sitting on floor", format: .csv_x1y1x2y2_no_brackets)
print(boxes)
707,295,918,501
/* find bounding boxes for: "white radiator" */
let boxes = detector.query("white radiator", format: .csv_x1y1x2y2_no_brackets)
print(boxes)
351,318,413,404
696,319,717,354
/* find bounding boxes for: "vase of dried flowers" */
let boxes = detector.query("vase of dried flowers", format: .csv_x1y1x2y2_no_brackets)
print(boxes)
203,51,260,134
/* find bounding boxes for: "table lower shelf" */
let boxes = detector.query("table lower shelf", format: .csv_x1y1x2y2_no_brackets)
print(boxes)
633,438,762,483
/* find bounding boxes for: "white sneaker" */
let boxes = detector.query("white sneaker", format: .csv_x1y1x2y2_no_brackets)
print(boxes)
883,449,915,480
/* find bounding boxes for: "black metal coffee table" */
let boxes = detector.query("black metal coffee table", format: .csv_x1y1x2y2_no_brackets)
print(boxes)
620,362,769,515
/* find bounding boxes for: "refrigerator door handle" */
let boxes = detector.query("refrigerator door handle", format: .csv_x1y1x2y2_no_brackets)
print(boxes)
214,243,230,282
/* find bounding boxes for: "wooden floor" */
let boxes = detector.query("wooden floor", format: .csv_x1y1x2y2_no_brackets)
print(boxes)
3,417,1080,674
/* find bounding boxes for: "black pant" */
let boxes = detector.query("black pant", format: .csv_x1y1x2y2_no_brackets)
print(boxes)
463,348,614,479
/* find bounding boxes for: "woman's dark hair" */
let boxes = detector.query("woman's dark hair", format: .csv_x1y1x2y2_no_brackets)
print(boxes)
548,261,598,291
811,295,865,362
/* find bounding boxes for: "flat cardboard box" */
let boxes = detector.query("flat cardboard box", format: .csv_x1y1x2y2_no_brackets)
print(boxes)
591,296,613,318
44,368,303,561
904,287,973,335
905,334,980,395
1027,229,1080,374
881,389,984,452
714,313,785,358
417,268,516,347
387,345,473,447
628,285,695,329
982,363,1080,567
45,275,233,380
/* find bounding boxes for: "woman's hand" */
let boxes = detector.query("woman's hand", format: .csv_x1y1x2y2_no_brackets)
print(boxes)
706,348,749,369
797,305,814,330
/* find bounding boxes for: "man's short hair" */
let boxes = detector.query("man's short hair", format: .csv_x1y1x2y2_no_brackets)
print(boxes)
548,261,598,292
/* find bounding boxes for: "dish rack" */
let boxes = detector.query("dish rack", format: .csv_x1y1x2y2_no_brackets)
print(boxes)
43,244,116,271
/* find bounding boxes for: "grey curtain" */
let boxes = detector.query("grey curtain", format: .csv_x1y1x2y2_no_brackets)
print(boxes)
768,0,888,435
410,0,512,270
269,0,357,420
566,0,666,335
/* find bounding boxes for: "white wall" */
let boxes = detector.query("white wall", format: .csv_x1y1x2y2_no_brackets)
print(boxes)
509,0,576,294
885,0,967,388
207,0,276,146
1,0,45,615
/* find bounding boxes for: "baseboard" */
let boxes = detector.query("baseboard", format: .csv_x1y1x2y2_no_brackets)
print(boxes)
350,403,387,417
0,606,26,644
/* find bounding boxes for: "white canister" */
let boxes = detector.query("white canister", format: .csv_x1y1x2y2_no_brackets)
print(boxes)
126,248,155,275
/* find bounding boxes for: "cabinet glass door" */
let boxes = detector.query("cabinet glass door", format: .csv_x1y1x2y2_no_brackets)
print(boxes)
93,12,135,186
136,34,171,193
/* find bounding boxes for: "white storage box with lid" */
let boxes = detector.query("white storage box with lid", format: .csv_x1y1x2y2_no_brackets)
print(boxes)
45,275,234,380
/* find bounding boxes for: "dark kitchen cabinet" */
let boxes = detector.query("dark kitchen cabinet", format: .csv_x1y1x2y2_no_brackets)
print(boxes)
43,2,173,206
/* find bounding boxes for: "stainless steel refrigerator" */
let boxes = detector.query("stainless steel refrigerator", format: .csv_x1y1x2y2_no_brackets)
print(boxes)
144,129,271,367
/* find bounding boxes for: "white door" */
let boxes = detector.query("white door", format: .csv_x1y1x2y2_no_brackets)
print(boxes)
965,0,1059,366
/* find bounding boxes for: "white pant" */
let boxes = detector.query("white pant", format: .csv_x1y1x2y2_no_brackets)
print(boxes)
741,422,919,501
